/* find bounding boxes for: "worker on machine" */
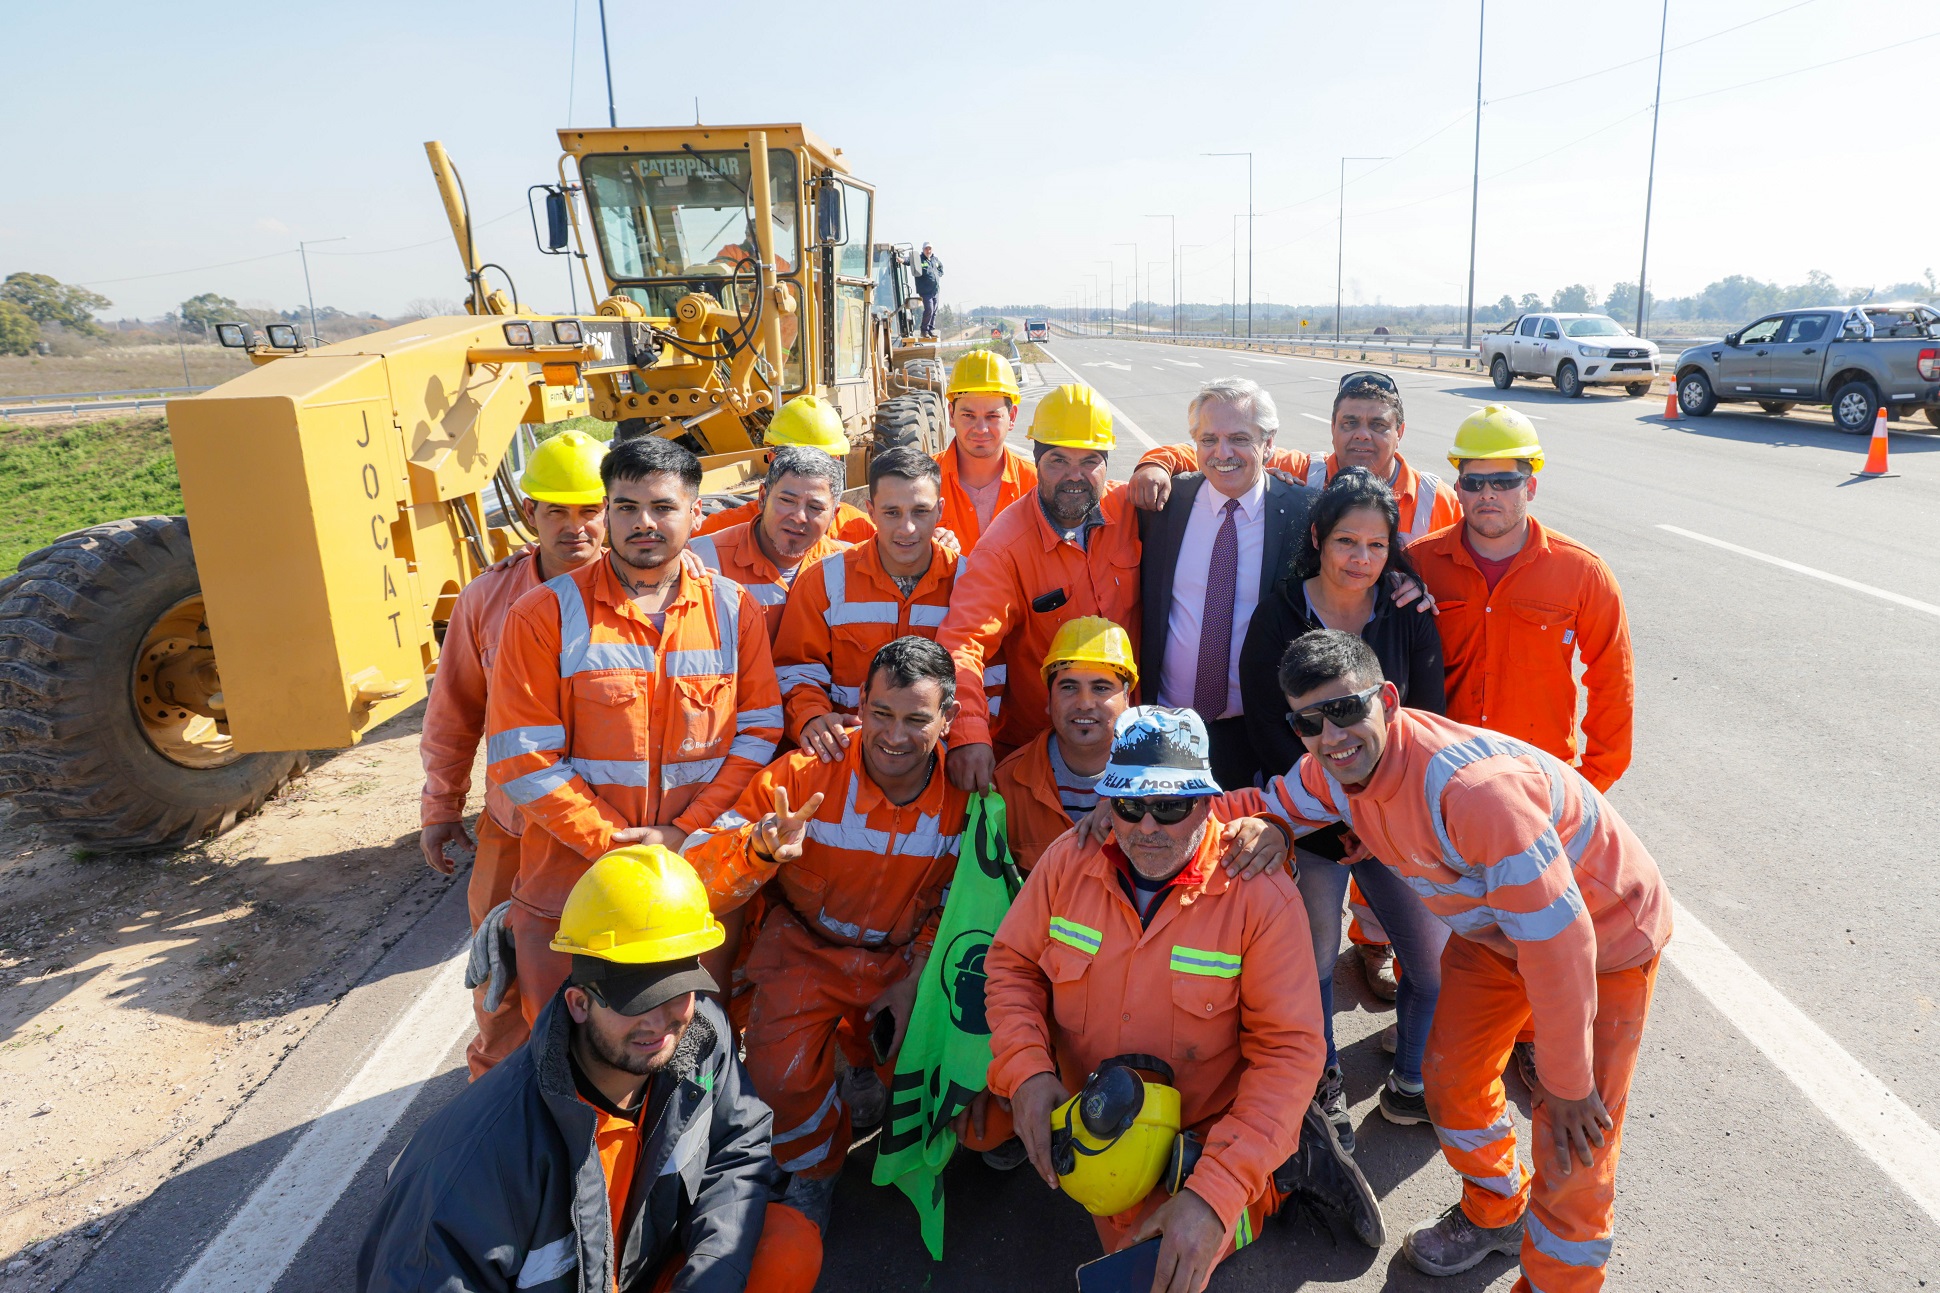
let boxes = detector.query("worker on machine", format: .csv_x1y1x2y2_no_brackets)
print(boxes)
1129,369,1459,546
1261,629,1669,1292
936,350,1036,553
697,395,874,542
937,383,1141,794
773,447,968,761
1407,405,1635,1097
684,637,968,1234
982,706,1385,1291
359,847,821,1293
419,429,611,1078
486,435,782,1027
990,617,1136,872
688,444,854,642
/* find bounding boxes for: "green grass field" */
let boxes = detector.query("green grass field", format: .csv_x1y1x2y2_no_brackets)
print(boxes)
0,416,182,573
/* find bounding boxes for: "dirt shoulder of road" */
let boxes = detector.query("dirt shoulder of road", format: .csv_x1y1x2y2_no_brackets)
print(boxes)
0,707,463,1287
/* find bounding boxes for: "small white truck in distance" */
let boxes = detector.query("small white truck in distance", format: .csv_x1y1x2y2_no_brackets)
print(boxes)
1481,313,1662,398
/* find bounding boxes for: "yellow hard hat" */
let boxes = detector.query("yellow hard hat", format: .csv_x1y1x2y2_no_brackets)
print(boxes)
520,428,609,505
550,845,726,964
1029,384,1114,452
1051,1056,1183,1216
1449,404,1545,473
947,349,1020,403
1041,615,1138,686
766,395,851,454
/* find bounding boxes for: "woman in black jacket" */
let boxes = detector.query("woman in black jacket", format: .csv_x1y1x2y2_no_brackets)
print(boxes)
1236,466,1450,1148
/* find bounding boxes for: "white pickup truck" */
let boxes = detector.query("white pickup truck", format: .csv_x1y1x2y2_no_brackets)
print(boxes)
1481,312,1662,398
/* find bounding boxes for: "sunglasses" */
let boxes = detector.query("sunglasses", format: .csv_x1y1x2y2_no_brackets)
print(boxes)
1285,685,1383,738
1108,796,1199,826
1337,370,1399,393
1457,471,1530,494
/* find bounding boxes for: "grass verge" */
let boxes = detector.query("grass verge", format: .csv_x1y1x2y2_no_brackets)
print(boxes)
0,416,181,572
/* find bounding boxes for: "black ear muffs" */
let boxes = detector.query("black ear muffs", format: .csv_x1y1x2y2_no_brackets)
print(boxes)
1052,1053,1179,1178
1163,1130,1204,1194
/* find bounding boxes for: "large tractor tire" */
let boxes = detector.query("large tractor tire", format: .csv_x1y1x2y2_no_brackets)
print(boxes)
0,517,307,849
871,392,945,457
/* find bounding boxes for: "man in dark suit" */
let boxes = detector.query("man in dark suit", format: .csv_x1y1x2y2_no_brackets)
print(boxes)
1138,377,1315,790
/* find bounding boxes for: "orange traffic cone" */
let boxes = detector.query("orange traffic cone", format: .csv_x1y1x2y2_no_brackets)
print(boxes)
1663,389,1680,421
1854,406,1893,477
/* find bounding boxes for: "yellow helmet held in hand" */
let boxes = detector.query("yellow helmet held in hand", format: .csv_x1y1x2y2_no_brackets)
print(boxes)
550,845,725,964
947,349,1021,403
1051,1055,1184,1216
1448,404,1544,473
1029,383,1114,452
1041,615,1138,686
520,428,609,505
766,395,851,454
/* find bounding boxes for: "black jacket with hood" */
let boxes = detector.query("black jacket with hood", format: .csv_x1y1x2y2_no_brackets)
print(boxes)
357,990,781,1293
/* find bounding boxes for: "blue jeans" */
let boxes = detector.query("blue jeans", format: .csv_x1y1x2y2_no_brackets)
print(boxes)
919,294,938,335
1295,847,1449,1086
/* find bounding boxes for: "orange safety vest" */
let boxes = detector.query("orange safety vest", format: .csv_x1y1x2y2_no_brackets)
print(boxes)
687,521,849,644
935,442,1037,554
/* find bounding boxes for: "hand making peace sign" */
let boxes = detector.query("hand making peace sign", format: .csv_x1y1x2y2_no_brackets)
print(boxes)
752,785,825,864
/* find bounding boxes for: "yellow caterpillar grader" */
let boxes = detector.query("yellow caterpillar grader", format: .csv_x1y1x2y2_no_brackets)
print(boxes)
0,123,947,847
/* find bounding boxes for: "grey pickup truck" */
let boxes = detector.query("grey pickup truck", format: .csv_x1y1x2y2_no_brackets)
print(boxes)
1673,302,1940,432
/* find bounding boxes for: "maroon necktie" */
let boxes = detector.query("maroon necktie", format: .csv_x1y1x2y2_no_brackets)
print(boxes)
1193,497,1241,720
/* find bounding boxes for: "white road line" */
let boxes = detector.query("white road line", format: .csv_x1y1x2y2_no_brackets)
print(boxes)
1300,412,1328,423
1659,525,1940,618
168,945,475,1293
1042,348,1161,449
1666,899,1940,1225
1165,359,1203,368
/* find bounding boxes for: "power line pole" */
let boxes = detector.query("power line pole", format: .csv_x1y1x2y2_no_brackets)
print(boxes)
597,0,617,126
298,236,347,346
1635,0,1668,338
1463,0,1485,350
1205,152,1253,336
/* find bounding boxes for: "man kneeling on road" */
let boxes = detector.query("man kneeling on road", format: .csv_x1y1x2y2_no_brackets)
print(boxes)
984,706,1384,1291
686,637,969,1232
1262,629,1671,1292
359,846,820,1293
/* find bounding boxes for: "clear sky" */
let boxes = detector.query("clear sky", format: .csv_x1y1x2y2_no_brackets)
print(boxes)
3,0,1932,321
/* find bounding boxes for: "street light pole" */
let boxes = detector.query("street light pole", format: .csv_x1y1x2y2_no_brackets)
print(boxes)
1095,259,1115,334
597,0,617,126
298,236,348,346
1463,0,1485,350
1145,214,1176,334
1113,242,1138,333
1336,158,1388,342
1180,245,1212,334
1635,0,1668,338
1205,152,1252,336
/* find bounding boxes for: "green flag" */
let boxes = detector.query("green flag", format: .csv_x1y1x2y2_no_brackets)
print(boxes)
871,789,1021,1259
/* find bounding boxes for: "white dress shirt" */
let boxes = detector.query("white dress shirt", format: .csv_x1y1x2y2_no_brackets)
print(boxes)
1157,473,1267,720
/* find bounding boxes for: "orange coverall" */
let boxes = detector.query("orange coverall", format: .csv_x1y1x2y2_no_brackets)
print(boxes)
1245,708,1671,1293
1139,443,1460,545
935,441,1037,554
771,536,967,745
486,558,781,1023
1407,516,1635,791
420,546,544,1076
698,496,876,544
985,825,1324,1259
934,484,1141,753
685,742,968,1181
991,731,1079,872
688,521,849,643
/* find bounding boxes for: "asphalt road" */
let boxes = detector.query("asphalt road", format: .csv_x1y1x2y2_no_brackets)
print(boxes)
64,336,1940,1292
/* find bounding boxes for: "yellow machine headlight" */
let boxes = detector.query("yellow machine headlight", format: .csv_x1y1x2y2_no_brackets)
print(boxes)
502,322,535,346
551,319,583,345
265,324,301,349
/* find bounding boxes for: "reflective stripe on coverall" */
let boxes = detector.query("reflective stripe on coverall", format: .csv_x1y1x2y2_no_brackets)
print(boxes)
936,441,1037,554
486,558,781,1023
687,521,849,643
1406,516,1635,792
685,742,968,1180
935,483,1141,753
1236,709,1671,1292
771,537,982,744
984,824,1324,1259
698,496,876,544
419,546,542,1075
1137,443,1460,544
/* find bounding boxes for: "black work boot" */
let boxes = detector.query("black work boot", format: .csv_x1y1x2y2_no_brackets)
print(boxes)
1315,1063,1354,1152
1403,1201,1525,1275
1272,1100,1386,1248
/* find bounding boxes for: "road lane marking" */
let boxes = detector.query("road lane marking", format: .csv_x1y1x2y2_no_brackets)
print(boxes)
168,944,475,1293
1042,348,1161,449
1301,413,1328,423
1659,525,1940,618
1164,359,1203,368
1080,360,1132,371
1666,899,1940,1225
